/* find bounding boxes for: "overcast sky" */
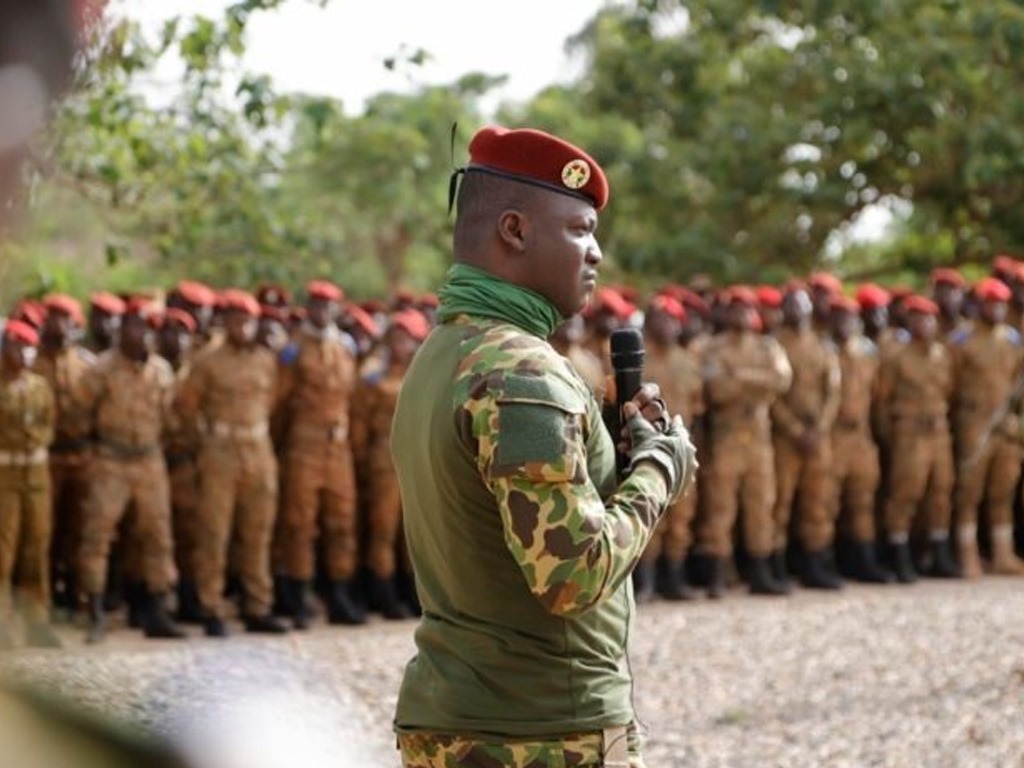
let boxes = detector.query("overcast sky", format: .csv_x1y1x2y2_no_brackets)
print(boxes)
124,0,610,113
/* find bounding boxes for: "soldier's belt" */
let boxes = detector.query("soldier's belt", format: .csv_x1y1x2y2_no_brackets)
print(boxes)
49,437,91,455
164,450,195,469
895,415,946,432
96,440,160,460
207,420,269,441
0,448,48,467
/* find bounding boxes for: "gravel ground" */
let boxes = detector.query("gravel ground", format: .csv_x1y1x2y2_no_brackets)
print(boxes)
2,578,1023,767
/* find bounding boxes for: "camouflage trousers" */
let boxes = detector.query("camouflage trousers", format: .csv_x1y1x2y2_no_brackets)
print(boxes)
397,725,645,768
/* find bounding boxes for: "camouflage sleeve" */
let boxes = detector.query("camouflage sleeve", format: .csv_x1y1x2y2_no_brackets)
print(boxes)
466,371,669,617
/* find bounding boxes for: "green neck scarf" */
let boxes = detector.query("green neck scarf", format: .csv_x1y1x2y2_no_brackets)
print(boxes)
436,263,563,339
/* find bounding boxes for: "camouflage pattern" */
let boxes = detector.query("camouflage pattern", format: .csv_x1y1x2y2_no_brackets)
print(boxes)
397,728,646,768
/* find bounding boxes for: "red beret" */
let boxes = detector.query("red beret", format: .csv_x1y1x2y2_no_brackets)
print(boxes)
43,294,84,326
931,268,966,288
466,125,609,211
361,299,388,315
163,308,197,333
124,296,153,317
754,286,783,309
3,319,39,347
176,280,217,308
993,255,1020,278
888,286,913,300
648,295,687,322
90,292,126,316
975,277,1012,303
855,283,890,310
390,309,431,342
808,272,843,295
259,304,289,322
220,289,260,317
592,287,635,320
255,284,291,308
418,293,439,309
721,286,759,307
306,280,344,302
676,289,710,319
347,305,381,338
830,295,861,314
11,301,46,329
904,295,939,316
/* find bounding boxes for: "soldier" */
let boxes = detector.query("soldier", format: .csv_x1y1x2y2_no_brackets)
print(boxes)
875,296,959,582
931,268,967,337
582,286,634,382
635,295,703,601
76,306,184,642
0,320,60,648
178,289,287,636
167,280,217,349
754,285,783,336
350,309,429,619
34,294,97,614
550,314,605,397
86,293,124,354
855,283,895,350
699,287,793,598
256,304,290,353
828,296,891,582
276,280,364,628
808,272,843,335
951,278,1024,577
770,285,842,589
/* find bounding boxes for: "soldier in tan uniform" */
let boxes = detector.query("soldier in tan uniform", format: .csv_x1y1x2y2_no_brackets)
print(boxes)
351,309,428,619
85,292,124,354
550,314,605,397
754,286,783,336
275,280,364,628
636,295,703,601
771,285,842,589
178,289,287,636
950,278,1024,578
828,297,892,582
808,272,843,336
0,321,60,648
931,268,967,339
699,288,792,597
34,294,98,614
76,307,184,642
875,296,960,582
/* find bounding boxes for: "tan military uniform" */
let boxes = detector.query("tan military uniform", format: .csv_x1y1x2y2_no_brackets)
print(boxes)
699,331,792,558
770,327,841,553
76,351,177,598
876,339,954,538
641,342,703,565
179,341,278,619
831,335,882,544
164,363,201,584
277,327,359,582
950,322,1024,575
0,370,55,622
33,345,94,603
563,344,605,399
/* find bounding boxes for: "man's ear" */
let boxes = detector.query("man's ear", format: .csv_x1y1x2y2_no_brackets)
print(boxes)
497,209,528,252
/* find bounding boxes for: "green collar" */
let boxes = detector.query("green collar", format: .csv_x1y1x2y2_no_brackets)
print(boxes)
436,263,563,339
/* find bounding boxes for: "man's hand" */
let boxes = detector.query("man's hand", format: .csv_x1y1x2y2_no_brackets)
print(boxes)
621,399,697,504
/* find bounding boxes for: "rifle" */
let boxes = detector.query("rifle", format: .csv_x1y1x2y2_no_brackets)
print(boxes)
959,370,1024,475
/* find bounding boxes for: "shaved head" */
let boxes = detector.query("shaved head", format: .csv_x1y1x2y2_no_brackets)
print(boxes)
453,171,538,263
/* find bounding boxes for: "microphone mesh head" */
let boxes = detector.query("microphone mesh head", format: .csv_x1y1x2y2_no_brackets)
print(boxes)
610,327,644,367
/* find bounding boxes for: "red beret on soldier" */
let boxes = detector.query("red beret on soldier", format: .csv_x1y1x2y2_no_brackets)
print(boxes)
306,279,344,303
855,283,890,310
347,304,381,339
163,307,197,333
830,295,861,314
592,287,635,321
3,319,40,347
647,294,687,322
931,267,966,288
975,276,1012,303
11,301,46,329
461,125,609,211
754,285,783,309
43,293,84,326
720,285,759,307
259,304,289,323
220,289,260,317
390,309,431,342
904,295,939,316
808,272,843,296
176,280,217,308
90,291,126,316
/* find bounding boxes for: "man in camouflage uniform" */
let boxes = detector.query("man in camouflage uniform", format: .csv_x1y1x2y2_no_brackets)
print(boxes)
770,284,841,589
0,321,60,648
350,309,429,620
392,126,695,768
276,280,364,628
698,287,792,598
34,293,97,614
76,307,185,643
178,290,287,636
636,294,703,601
950,278,1024,577
875,296,959,582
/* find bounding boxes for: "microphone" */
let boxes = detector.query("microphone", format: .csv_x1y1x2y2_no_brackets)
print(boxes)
609,327,645,475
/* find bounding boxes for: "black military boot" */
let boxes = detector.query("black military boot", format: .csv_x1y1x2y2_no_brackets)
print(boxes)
243,614,289,634
770,549,790,590
272,575,293,617
369,574,413,620
888,541,918,584
632,560,657,604
291,579,314,630
326,580,367,626
850,542,893,583
659,557,697,601
141,593,187,639
203,615,228,638
176,579,204,624
124,580,147,629
801,550,844,590
926,536,962,579
397,571,422,617
86,594,106,644
707,557,728,600
747,556,790,596
25,622,62,649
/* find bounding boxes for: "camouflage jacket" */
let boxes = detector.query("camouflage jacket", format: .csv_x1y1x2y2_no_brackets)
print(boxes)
392,315,672,737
